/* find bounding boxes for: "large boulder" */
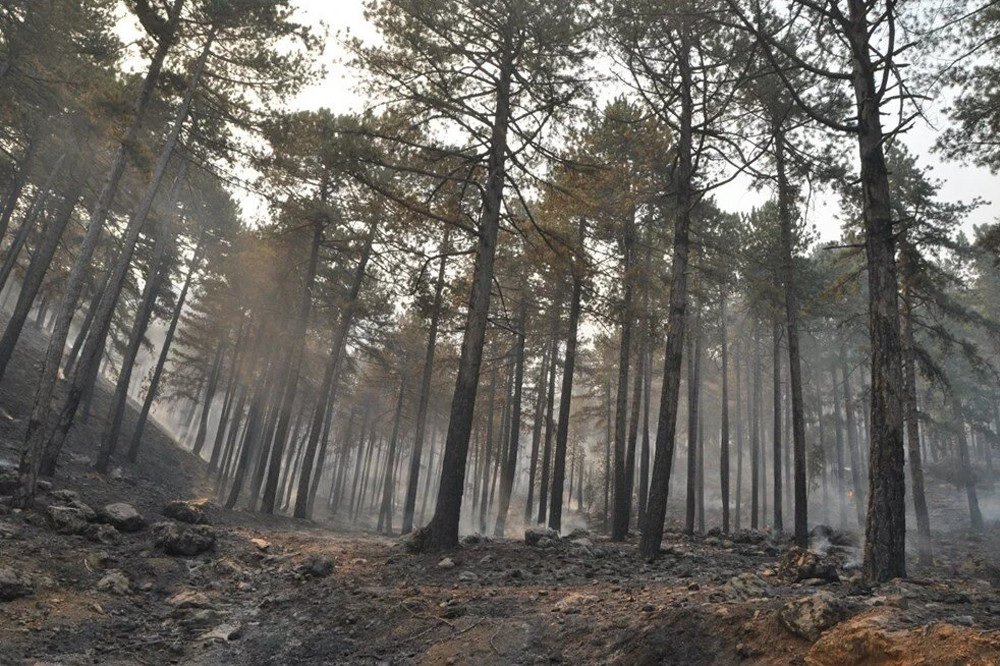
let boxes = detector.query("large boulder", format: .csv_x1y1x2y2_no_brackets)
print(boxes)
779,546,840,583
47,505,90,535
162,500,207,525
525,526,559,547
98,503,146,533
779,590,846,641
0,567,33,601
152,522,216,556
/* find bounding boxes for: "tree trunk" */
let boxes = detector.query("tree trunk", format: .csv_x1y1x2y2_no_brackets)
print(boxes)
537,322,559,524
422,43,513,550
899,243,932,564
261,218,323,514
639,24,694,558
131,232,206,459
841,360,866,527
292,219,376,519
846,0,907,582
685,308,701,536
751,323,761,529
377,374,408,535
35,27,214,481
494,301,526,538
0,178,82,381
15,0,185,505
953,397,984,532
95,162,185,472
611,216,635,541
772,318,783,534
548,221,585,534
401,228,449,534
720,288,731,533
524,334,550,526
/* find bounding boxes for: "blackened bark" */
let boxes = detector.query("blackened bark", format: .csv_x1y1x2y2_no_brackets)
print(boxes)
772,319,783,534
719,288,731,533
422,42,513,550
494,301,526,537
639,23,694,559
401,228,449,534
685,308,700,536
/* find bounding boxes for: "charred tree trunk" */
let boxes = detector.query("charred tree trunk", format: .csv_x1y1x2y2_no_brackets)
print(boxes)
401,228,449,534
772,319,783,534
15,0,186,505
685,308,701,536
720,288,731,533
378,373,408,535
548,222,585,534
640,25,694,557
292,220,376,519
421,43,513,551
261,217,323,514
134,233,207,460
494,301,526,538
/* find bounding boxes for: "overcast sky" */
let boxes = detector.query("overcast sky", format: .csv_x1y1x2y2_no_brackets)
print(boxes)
290,1,999,243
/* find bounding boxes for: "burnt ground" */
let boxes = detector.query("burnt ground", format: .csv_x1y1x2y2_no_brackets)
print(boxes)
2,318,1000,665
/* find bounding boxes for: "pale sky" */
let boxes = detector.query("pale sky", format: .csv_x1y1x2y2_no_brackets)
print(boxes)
292,1,1000,244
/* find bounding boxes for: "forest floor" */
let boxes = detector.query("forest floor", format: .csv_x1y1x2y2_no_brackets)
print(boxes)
3,319,1000,665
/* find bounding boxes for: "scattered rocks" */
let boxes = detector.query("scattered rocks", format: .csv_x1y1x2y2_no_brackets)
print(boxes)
779,546,840,583
779,590,846,641
301,555,334,578
536,537,557,548
566,528,591,540
458,570,479,582
0,566,33,601
525,527,559,546
96,570,130,595
730,529,770,545
437,557,456,569
98,503,145,533
162,500,207,525
152,521,216,556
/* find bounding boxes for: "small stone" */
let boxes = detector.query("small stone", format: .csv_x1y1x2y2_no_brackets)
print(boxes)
96,570,130,595
951,615,975,627
525,527,559,546
98,503,145,533
168,589,212,608
437,557,456,569
35,480,52,493
536,537,556,548
0,567,33,601
199,623,241,642
570,538,595,548
458,571,479,582
163,500,207,525
687,582,700,591
250,537,271,551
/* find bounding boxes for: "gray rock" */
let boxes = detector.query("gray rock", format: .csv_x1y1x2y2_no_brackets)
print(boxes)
437,557,456,569
162,500,207,525
96,570,130,595
778,546,839,583
98,503,146,533
536,537,556,548
302,555,334,578
724,573,774,600
47,505,89,535
525,526,559,546
458,570,479,582
83,523,120,545
0,566,33,601
152,521,216,556
49,489,97,521
167,589,212,609
0,470,19,496
779,591,845,641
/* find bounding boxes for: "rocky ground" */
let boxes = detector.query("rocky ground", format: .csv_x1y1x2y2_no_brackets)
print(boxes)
2,320,1000,665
